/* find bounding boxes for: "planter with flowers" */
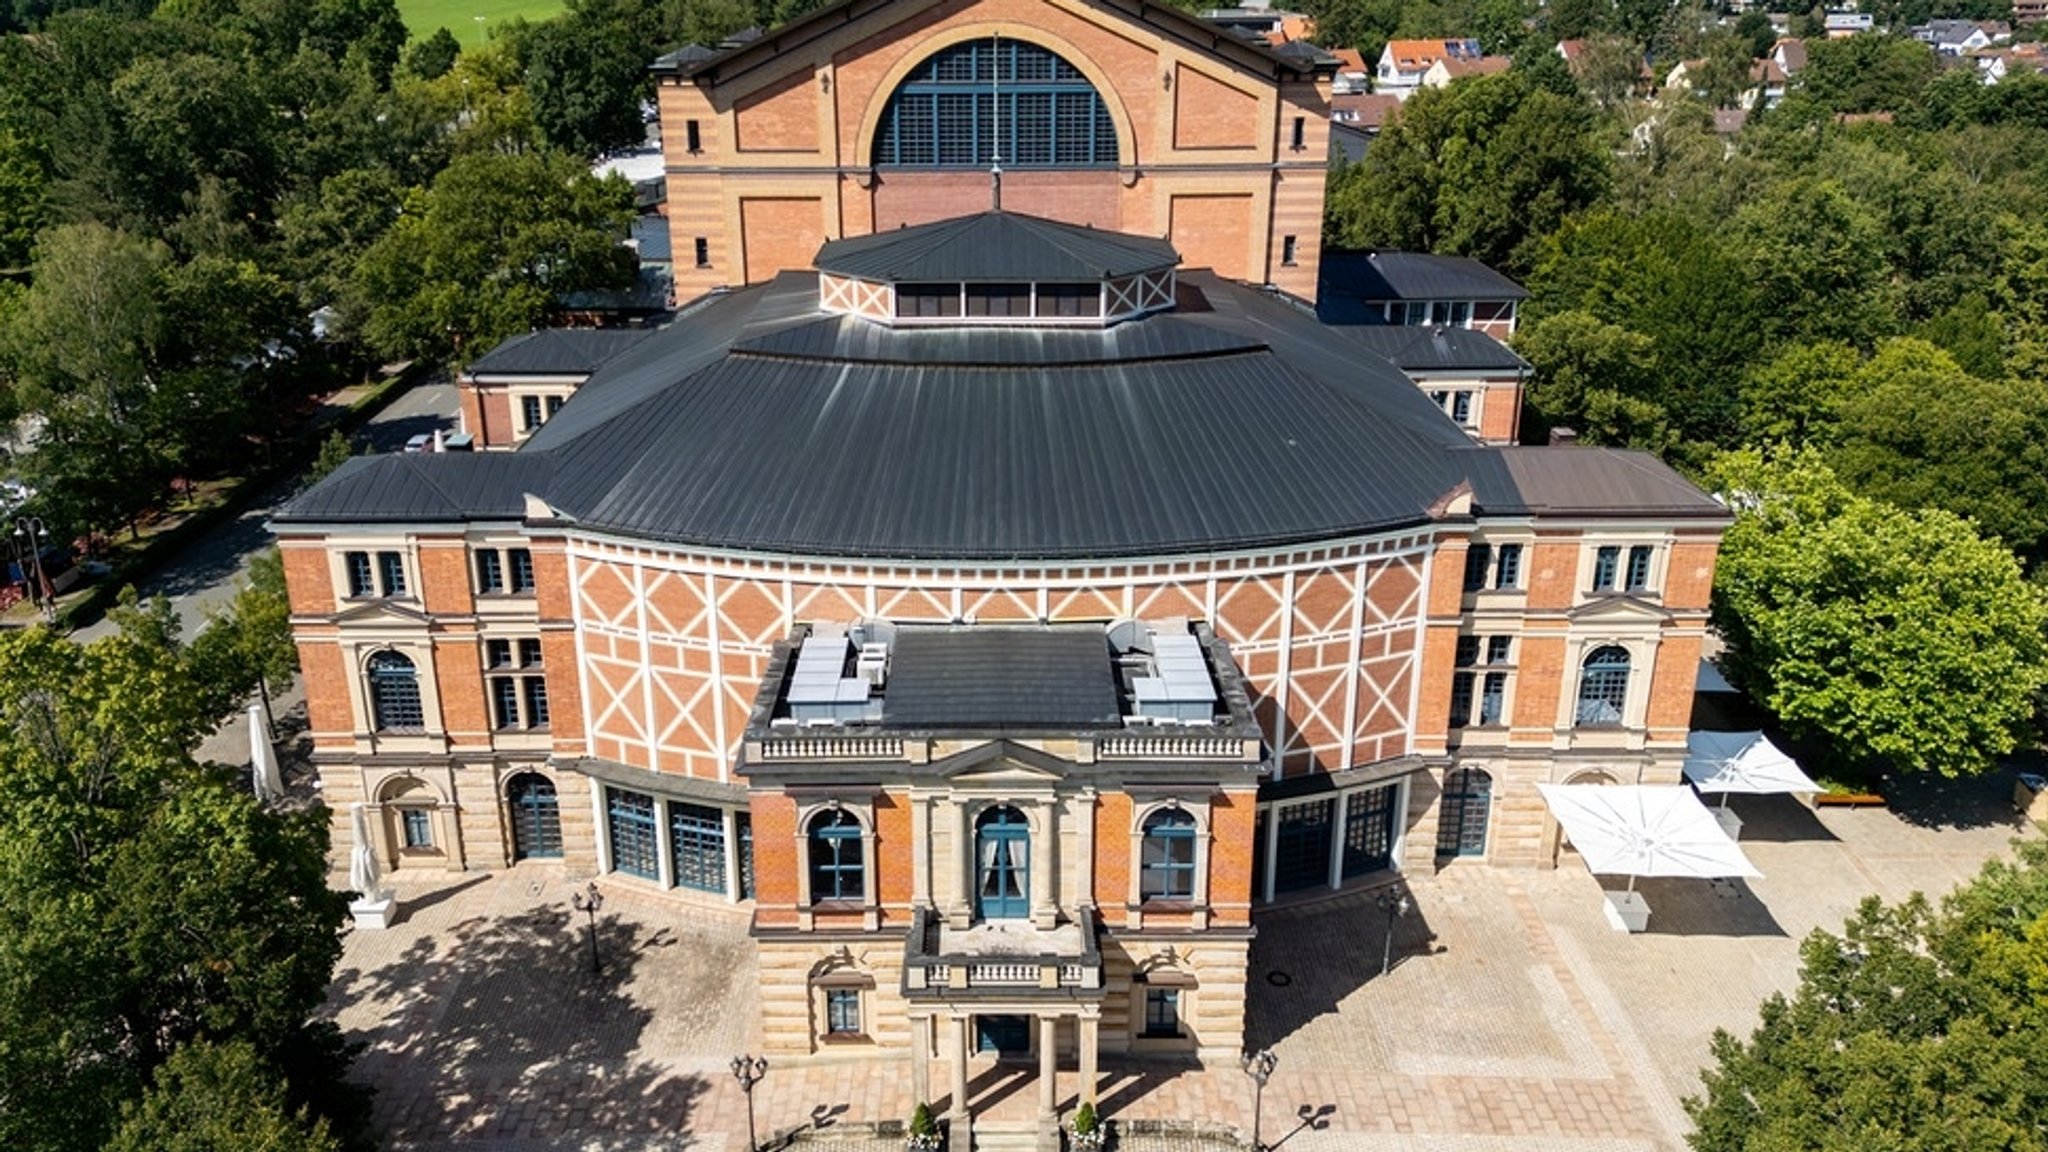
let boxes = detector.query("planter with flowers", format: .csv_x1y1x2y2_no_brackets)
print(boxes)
906,1102,943,1151
1069,1101,1106,1151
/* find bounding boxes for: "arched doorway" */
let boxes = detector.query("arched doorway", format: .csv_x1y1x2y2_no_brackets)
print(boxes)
507,773,562,861
975,806,1029,920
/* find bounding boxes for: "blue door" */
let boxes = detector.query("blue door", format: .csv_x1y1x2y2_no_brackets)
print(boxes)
976,1014,1030,1055
975,806,1030,920
507,773,562,860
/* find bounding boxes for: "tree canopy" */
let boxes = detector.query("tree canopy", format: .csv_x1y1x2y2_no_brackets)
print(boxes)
1688,838,2048,1151
1709,450,2048,780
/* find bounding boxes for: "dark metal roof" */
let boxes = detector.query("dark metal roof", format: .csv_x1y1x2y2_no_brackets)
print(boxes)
880,627,1121,729
815,212,1178,284
281,453,552,523
734,311,1260,365
631,215,671,265
1328,325,1529,373
1319,249,1529,302
464,328,656,377
1468,447,1731,519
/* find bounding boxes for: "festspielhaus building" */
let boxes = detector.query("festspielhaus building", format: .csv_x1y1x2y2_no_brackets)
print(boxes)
274,0,1727,1129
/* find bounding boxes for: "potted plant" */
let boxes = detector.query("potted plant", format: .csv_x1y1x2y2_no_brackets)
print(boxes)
1069,1101,1105,1151
906,1102,942,1151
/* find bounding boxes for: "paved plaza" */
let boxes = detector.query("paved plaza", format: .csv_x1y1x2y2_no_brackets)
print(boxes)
324,777,2040,1152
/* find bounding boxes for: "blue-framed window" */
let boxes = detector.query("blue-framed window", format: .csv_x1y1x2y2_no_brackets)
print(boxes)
607,787,659,879
1626,544,1654,591
345,551,374,597
376,550,407,596
509,548,535,593
1575,646,1631,727
826,988,862,1034
737,811,754,900
367,651,423,730
1591,545,1620,591
669,801,726,894
1144,987,1181,1036
475,548,503,593
808,809,864,902
1436,768,1493,857
874,40,1117,168
1140,809,1198,900
401,808,433,848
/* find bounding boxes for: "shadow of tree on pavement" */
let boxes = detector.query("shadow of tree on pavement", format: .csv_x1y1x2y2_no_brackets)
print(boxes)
328,901,710,1150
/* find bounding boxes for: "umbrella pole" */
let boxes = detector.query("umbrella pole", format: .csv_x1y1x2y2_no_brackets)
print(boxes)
1719,791,1730,811
1626,874,1638,895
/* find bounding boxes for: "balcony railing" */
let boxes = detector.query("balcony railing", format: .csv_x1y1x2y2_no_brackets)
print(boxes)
1095,734,1245,760
756,735,904,761
902,907,1103,995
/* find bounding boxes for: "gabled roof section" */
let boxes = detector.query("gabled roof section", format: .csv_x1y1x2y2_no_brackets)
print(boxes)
882,626,1121,731
1466,446,1730,520
654,0,1334,85
814,211,1179,283
465,328,656,377
275,453,554,525
1329,325,1529,373
1319,249,1530,302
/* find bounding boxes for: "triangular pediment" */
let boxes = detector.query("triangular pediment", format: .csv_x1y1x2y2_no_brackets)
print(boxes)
331,598,434,626
1564,594,1673,625
929,740,1077,783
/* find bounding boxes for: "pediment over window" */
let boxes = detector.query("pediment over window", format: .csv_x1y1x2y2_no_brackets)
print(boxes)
928,740,1077,784
332,598,433,626
1564,593,1671,625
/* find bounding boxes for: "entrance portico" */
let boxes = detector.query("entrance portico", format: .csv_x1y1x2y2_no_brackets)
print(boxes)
908,1006,1104,1123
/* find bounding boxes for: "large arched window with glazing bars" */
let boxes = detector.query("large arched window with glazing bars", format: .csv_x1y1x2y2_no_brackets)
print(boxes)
872,39,1119,168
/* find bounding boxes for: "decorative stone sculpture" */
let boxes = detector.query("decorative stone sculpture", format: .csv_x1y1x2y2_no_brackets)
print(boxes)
347,802,396,929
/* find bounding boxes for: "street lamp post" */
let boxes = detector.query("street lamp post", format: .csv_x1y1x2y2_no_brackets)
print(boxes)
571,882,604,975
730,1053,768,1151
1240,1048,1277,1152
9,516,52,622
1376,884,1412,977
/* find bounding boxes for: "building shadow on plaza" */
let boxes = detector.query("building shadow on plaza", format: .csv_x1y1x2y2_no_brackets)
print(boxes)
1241,885,1435,1055
327,900,711,1149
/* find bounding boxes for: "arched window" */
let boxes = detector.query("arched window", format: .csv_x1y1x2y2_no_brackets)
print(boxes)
808,809,865,902
1139,808,1197,900
1575,646,1631,727
367,651,423,731
873,39,1118,168
506,773,562,860
1435,768,1493,858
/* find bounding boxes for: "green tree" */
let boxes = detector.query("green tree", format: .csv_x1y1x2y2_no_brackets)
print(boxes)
401,26,460,80
0,128,42,270
1735,177,1896,347
352,148,635,362
1687,838,2048,1152
0,604,360,1152
107,1041,340,1152
1797,33,1938,115
1709,449,2048,780
1738,340,1862,446
187,548,299,726
524,0,652,158
1514,309,1670,449
1325,71,1610,273
1829,338,2048,561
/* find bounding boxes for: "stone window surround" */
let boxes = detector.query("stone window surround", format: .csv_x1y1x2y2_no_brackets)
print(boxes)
793,798,880,931
346,640,446,751
1559,634,1657,735
1125,795,1213,930
330,535,417,609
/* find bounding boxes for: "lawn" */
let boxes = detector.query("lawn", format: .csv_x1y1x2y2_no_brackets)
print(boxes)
399,0,565,46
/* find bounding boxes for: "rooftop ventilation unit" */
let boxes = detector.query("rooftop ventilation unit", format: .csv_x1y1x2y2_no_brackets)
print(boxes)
1130,626,1219,723
788,625,881,724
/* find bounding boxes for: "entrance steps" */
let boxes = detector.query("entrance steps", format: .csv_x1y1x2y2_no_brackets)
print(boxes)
970,1116,1059,1152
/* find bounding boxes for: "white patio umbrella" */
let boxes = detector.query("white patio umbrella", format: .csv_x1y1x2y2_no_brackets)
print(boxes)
1537,784,1760,895
1682,731,1820,807
249,702,284,803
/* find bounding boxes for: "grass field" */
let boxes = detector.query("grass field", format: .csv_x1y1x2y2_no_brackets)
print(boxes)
398,0,565,46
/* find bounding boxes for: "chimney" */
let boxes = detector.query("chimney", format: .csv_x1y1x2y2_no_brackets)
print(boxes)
1549,427,1579,446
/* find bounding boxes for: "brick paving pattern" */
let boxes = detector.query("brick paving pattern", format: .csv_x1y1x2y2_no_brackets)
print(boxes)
325,779,2039,1151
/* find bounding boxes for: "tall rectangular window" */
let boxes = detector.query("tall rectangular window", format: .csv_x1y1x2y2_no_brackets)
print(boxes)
1478,671,1507,725
1282,235,1298,266
826,989,861,1034
523,676,550,728
1626,545,1655,591
1144,987,1181,1036
1448,672,1474,729
694,237,710,267
345,551,374,597
509,549,535,593
668,801,727,893
520,395,543,433
476,549,503,594
376,551,406,596
1591,546,1620,592
1450,636,1511,728
1450,392,1474,425
606,788,659,879
685,118,702,153
1290,115,1305,150
1493,544,1522,589
1462,544,1491,592
491,676,521,729
402,808,433,848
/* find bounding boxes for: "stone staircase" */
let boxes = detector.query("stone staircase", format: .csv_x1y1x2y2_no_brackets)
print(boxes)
969,1116,1059,1152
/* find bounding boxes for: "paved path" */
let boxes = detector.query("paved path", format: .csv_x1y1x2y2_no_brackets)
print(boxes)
327,777,2040,1151
73,380,457,643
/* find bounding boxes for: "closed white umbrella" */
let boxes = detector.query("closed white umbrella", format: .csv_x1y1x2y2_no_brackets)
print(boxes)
1683,731,1820,803
1537,784,1761,892
249,702,284,803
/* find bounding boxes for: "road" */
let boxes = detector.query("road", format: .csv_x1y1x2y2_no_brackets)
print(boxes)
73,379,459,643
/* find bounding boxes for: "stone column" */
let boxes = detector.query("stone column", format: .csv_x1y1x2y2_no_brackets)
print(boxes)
1078,1011,1100,1106
910,1013,930,1106
1030,802,1057,928
1038,1015,1058,1116
950,1014,972,1123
